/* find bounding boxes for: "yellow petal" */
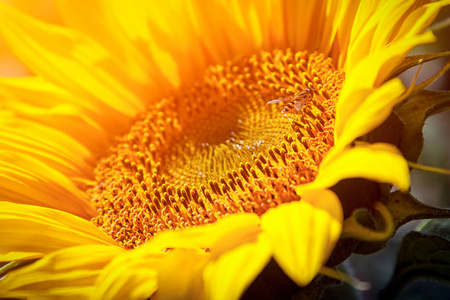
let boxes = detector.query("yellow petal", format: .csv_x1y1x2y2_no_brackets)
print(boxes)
336,78,405,149
335,0,445,147
90,0,200,89
0,244,124,300
2,0,61,24
0,116,92,178
157,249,208,300
344,0,443,83
301,189,344,226
0,202,119,261
0,3,145,117
0,1,60,76
55,0,153,85
95,213,264,299
296,143,410,194
149,213,261,254
337,30,436,148
0,150,95,219
336,29,435,148
0,252,42,261
261,194,342,286
0,76,123,153
203,233,272,300
94,245,163,300
393,1,448,42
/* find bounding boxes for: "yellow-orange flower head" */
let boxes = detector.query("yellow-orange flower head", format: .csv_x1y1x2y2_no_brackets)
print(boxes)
90,49,343,248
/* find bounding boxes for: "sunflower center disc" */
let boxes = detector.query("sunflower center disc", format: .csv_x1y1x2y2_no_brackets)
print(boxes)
89,49,344,248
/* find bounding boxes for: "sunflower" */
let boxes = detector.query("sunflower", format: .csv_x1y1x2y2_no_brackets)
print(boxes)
1,0,449,299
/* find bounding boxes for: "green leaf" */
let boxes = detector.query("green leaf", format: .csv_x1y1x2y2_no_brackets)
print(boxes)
380,231,450,299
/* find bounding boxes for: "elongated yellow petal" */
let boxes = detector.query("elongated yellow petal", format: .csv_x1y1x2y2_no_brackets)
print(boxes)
336,78,405,149
0,150,95,219
2,0,61,24
393,1,447,42
345,0,407,72
157,249,208,300
337,30,435,147
55,0,165,92
94,246,162,300
0,3,145,117
0,244,124,300
335,1,446,146
93,214,262,299
296,143,410,194
203,233,272,300
92,0,205,88
0,112,93,178
261,194,342,286
344,0,444,82
0,202,119,261
149,213,261,254
0,76,122,153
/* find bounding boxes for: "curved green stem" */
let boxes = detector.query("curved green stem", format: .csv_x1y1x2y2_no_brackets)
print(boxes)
320,266,371,291
408,161,450,175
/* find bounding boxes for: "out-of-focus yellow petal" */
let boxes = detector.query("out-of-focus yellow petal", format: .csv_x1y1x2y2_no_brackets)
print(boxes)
55,0,157,90
0,76,125,153
87,0,207,89
261,195,342,286
92,213,260,300
296,143,410,194
100,1,359,89
94,245,163,300
0,119,92,179
0,3,145,117
149,213,261,254
203,233,272,300
0,252,42,261
0,150,95,218
0,0,60,76
157,249,208,300
301,189,344,227
0,244,124,300
2,0,60,24
0,202,119,261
